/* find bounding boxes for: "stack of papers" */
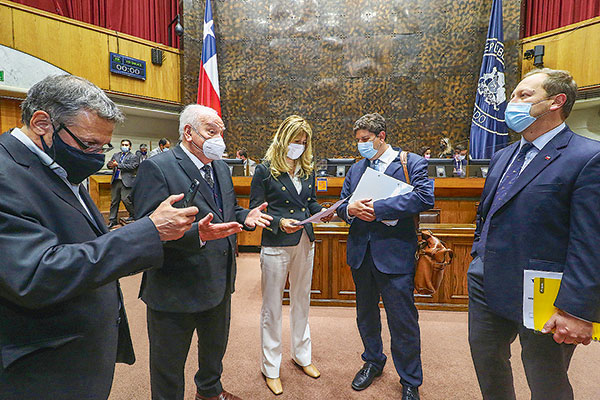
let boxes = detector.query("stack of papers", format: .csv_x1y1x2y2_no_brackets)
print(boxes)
348,167,413,204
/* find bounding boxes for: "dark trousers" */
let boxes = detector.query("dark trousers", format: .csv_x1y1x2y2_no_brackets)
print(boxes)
147,291,231,400
468,257,576,400
351,246,422,387
109,179,134,223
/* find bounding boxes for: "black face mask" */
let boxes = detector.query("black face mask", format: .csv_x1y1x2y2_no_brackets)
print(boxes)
42,126,105,184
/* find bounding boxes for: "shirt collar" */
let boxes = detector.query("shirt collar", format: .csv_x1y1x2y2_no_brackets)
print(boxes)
11,127,69,179
520,122,566,151
376,145,398,165
180,142,209,171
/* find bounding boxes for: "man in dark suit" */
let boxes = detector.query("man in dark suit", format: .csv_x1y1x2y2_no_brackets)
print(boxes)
0,74,199,399
469,68,600,400
107,139,139,228
136,143,149,163
337,113,434,400
132,104,272,400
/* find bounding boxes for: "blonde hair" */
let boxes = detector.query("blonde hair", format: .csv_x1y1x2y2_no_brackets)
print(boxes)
264,115,314,179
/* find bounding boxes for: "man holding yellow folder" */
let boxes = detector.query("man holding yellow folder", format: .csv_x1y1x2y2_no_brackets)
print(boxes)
468,68,600,400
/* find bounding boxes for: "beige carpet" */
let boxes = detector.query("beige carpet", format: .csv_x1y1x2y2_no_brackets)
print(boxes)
110,253,600,400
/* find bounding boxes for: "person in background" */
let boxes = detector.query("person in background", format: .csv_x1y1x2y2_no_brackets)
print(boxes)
453,144,468,177
137,143,149,163
133,104,272,400
250,115,332,395
236,147,257,176
438,137,453,158
107,139,138,228
149,137,171,158
469,68,600,400
419,146,431,160
0,74,197,400
337,113,434,400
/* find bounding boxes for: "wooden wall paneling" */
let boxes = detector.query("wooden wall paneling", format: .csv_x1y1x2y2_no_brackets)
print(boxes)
234,197,262,246
435,199,479,224
0,4,13,47
0,98,22,133
521,17,600,89
11,9,110,90
311,237,328,299
109,37,181,103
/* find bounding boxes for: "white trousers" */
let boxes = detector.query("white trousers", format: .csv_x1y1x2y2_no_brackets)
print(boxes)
260,230,315,378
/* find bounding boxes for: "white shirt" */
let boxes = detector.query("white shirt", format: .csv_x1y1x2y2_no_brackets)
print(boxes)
374,145,399,172
289,164,302,194
11,128,95,221
502,122,566,181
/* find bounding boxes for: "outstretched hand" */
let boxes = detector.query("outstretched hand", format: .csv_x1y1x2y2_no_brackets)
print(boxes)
542,309,593,345
149,193,198,241
198,213,243,241
244,202,273,228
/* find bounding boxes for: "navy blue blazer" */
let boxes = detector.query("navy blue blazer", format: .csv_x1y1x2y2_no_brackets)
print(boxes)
338,149,434,274
132,144,250,313
0,131,163,398
472,126,600,323
250,163,322,247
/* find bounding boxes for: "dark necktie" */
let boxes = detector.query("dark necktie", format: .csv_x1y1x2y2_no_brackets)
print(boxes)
202,164,214,189
489,142,534,214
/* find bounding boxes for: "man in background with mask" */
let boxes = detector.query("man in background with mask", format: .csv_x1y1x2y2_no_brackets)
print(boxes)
107,139,138,227
469,68,600,399
149,137,171,157
0,74,203,399
337,113,434,400
137,143,149,163
132,104,272,400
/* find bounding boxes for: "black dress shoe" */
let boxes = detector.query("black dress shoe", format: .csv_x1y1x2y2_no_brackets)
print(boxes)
351,362,381,391
402,385,420,400
107,221,118,229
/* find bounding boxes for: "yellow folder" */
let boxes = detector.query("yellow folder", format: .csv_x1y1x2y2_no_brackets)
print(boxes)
533,277,600,341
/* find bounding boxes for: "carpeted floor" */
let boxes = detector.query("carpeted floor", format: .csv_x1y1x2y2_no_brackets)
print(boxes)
110,253,600,400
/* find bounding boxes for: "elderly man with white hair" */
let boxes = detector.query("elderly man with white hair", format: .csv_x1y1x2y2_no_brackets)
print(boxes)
132,104,272,400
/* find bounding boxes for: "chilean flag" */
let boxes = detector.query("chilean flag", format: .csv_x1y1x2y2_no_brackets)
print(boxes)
197,0,221,116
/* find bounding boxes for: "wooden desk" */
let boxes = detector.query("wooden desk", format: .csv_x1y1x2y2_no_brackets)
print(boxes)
282,222,474,311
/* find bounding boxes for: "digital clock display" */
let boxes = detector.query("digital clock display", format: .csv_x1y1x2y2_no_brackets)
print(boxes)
109,52,146,80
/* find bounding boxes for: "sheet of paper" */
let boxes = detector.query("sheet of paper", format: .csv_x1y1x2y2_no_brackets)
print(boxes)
523,269,563,329
348,167,413,204
292,196,349,226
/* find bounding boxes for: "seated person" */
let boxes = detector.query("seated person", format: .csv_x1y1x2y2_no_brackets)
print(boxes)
453,144,468,177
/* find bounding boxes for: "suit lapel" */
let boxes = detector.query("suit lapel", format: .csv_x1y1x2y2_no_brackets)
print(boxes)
352,159,369,192
79,186,108,235
494,129,572,211
383,148,404,182
213,160,230,220
481,142,519,216
279,172,305,208
173,145,221,217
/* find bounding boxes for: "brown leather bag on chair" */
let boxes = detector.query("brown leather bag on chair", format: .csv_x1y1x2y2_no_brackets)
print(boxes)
399,151,454,295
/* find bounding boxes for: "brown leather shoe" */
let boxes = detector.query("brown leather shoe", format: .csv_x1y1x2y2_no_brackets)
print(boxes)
293,360,321,379
195,390,242,400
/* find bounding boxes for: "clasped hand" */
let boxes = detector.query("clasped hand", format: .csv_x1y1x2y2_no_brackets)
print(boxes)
542,309,594,345
348,198,375,222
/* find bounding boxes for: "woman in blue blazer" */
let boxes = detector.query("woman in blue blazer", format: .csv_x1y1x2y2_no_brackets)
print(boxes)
250,115,330,395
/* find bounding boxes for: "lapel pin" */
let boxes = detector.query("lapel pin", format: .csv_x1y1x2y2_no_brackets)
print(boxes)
545,156,551,160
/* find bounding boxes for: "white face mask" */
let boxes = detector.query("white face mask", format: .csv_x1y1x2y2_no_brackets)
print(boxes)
287,143,305,160
202,135,226,160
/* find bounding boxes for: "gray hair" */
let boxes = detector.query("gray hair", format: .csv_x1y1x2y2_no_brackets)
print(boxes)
178,104,219,140
21,75,124,126
353,113,387,137
524,68,577,119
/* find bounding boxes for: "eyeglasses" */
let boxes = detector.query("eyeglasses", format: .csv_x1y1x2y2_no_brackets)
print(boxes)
57,123,114,154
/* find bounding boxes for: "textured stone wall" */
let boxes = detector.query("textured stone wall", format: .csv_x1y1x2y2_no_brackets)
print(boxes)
182,0,521,160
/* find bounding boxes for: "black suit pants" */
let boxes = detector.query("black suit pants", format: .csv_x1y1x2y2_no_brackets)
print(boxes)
468,257,576,400
147,291,231,400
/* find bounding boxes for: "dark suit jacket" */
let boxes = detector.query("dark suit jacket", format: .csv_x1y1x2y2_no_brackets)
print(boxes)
472,126,600,323
0,131,163,399
250,163,322,246
132,144,250,313
108,151,139,187
338,149,434,274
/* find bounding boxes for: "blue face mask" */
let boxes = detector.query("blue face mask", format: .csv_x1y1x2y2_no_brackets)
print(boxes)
505,98,551,133
358,141,378,159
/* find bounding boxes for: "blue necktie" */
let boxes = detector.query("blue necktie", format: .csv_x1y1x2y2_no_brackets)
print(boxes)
474,143,534,260
371,159,381,171
489,142,534,214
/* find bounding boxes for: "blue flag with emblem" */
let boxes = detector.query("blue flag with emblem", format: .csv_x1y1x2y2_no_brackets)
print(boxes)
469,0,508,159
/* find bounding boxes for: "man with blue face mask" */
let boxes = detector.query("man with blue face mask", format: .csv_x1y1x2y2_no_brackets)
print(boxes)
107,139,139,227
469,68,600,400
337,113,434,400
